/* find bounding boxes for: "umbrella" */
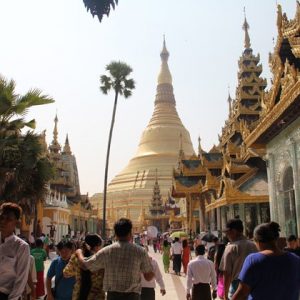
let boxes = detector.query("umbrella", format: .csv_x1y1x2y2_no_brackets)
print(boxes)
201,232,217,243
170,231,188,239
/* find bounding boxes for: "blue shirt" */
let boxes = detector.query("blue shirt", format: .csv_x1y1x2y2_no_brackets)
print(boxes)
239,252,300,300
47,257,75,300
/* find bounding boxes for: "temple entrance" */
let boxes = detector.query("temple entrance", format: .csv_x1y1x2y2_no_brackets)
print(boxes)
282,166,297,236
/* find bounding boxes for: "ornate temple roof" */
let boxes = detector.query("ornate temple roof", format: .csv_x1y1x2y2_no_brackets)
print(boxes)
172,12,269,210
246,3,300,146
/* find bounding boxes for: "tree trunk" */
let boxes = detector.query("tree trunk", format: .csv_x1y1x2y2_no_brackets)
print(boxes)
102,90,119,238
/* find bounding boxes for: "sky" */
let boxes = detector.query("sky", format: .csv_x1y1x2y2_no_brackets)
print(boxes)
0,0,296,195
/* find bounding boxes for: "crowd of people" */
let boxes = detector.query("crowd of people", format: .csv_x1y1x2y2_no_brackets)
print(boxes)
1,201,300,300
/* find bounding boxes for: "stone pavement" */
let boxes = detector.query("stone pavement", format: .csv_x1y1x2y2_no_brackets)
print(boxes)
44,247,221,300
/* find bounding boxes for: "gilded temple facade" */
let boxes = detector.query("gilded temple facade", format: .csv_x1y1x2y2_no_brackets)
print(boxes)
173,15,270,236
245,3,300,237
106,39,195,232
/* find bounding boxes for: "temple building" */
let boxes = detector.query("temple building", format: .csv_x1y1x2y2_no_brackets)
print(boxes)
23,115,99,241
173,15,270,236
106,39,195,232
245,3,300,238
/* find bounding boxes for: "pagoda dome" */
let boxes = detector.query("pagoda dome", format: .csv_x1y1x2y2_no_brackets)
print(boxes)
106,38,195,230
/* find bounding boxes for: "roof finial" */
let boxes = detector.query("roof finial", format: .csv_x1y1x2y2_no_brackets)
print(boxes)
63,134,72,154
227,86,232,117
53,114,59,144
161,35,169,62
198,136,202,154
242,7,251,49
157,36,172,85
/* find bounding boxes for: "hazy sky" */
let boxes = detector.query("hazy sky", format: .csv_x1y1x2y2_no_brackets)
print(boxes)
0,1,296,195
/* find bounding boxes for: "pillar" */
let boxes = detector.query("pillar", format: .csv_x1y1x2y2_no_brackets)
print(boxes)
256,204,262,225
216,207,221,231
288,138,300,235
229,204,234,219
266,153,278,221
239,203,245,227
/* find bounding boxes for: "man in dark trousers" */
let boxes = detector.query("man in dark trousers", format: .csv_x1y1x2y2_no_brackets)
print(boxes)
186,245,217,300
76,218,154,300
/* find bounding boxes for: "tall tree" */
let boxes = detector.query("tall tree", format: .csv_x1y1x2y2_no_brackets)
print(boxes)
0,75,54,218
100,61,135,237
83,0,118,22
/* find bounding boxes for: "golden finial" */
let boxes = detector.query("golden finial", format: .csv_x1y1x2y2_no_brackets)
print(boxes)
53,113,58,143
242,7,251,49
63,134,72,154
227,87,232,117
157,36,172,85
198,136,202,157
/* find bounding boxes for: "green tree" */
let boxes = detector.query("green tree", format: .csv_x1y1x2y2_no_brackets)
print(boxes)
100,61,135,237
83,0,118,22
0,75,54,219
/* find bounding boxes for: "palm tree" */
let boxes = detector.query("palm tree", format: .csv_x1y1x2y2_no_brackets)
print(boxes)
0,75,54,219
83,0,118,22
100,61,135,237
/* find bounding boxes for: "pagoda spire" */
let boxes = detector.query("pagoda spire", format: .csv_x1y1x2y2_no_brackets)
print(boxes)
63,134,72,154
49,114,61,154
198,136,202,157
149,169,164,216
53,114,58,144
242,8,251,49
157,36,173,86
227,92,232,117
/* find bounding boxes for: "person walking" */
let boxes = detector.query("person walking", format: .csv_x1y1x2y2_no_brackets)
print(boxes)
46,240,76,300
284,234,300,257
214,243,226,300
24,254,37,300
0,202,30,300
162,240,171,273
141,251,166,300
63,234,105,300
182,239,191,275
186,245,217,300
76,218,154,300
219,219,257,300
171,237,183,275
31,238,47,298
232,222,300,300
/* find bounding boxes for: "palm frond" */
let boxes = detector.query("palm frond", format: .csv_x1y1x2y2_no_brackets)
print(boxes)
83,0,118,22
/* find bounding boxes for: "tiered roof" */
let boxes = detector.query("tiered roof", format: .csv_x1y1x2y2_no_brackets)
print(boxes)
246,3,300,146
173,14,269,211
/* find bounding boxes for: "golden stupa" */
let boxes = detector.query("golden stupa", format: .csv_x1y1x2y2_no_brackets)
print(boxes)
107,39,195,230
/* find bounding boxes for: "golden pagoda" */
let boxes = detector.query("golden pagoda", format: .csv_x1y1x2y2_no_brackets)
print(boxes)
106,38,195,231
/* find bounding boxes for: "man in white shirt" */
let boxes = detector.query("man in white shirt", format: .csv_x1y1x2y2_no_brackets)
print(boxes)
186,245,217,300
0,202,30,300
141,255,166,299
171,237,183,275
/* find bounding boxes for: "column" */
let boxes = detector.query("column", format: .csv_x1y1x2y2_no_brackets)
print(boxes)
221,206,226,230
239,203,245,227
216,207,221,231
256,204,262,224
288,138,300,235
266,153,278,221
229,204,234,219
